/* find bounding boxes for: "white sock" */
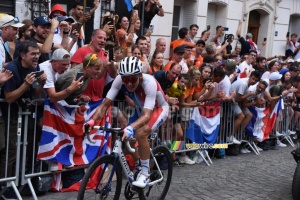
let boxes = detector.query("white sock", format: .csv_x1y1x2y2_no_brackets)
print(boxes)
140,159,149,176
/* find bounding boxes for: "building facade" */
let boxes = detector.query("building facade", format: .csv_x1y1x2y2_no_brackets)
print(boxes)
3,0,300,58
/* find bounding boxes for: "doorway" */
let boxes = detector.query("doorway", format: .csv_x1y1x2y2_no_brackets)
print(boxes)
247,10,260,44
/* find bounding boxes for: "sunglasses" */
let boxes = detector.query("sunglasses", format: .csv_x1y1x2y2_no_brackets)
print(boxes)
122,76,139,84
3,17,19,26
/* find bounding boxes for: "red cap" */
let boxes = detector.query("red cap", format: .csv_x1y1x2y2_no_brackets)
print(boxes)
49,4,67,19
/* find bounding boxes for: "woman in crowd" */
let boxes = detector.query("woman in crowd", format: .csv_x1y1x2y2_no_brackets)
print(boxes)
261,60,280,79
129,45,150,73
116,16,129,49
149,51,164,74
192,64,212,101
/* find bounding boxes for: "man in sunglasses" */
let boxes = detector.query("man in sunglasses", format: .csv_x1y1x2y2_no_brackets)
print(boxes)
0,14,24,68
85,56,169,188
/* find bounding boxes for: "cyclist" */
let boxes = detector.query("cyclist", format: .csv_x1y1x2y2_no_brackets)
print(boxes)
85,56,169,188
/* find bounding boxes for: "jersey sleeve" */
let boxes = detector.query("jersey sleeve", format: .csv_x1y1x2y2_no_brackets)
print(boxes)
106,75,123,101
143,77,158,110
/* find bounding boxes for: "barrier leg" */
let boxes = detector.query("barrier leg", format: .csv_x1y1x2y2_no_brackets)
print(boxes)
26,178,38,200
251,142,260,155
204,150,213,164
10,181,22,200
197,150,210,166
283,135,295,147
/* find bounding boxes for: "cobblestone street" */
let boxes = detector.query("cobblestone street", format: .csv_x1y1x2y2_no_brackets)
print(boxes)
28,145,296,200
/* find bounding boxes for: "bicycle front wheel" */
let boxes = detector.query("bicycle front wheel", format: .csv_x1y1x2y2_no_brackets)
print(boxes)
77,154,122,200
138,145,173,200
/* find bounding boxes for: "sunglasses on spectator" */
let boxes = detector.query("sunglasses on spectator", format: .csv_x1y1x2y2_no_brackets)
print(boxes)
122,76,139,84
2,17,19,26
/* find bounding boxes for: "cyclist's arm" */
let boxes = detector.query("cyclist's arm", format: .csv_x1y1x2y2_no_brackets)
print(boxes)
91,97,113,121
130,108,153,130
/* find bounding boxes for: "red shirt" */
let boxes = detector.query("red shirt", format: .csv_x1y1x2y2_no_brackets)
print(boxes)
71,46,108,101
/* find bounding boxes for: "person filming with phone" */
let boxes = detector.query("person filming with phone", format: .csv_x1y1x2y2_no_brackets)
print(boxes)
55,54,104,105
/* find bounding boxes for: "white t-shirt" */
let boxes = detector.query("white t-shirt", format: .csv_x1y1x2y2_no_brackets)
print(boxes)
261,71,270,80
179,58,188,74
230,78,249,101
237,61,252,79
218,75,231,96
53,34,78,57
39,60,60,89
106,74,168,110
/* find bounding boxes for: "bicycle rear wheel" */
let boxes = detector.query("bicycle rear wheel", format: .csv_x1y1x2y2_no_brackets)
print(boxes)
138,145,173,200
77,154,122,200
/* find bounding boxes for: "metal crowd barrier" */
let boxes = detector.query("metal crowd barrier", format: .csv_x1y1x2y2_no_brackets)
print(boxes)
0,98,294,199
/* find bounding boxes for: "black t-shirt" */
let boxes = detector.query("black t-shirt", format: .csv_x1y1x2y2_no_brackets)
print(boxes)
152,70,174,93
238,36,251,56
137,1,159,28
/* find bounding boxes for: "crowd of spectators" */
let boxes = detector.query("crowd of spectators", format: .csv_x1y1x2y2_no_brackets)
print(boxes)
0,0,300,197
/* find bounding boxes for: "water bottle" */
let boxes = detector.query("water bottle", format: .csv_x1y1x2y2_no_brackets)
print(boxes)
125,155,135,171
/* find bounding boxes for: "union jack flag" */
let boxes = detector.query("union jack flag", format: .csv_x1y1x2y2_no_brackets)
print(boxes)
37,98,112,191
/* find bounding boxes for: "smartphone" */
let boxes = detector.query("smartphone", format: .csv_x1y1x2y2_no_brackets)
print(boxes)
287,32,290,38
149,25,154,31
76,72,83,81
85,7,91,13
223,27,229,31
203,77,212,84
109,48,114,61
72,23,82,33
264,38,267,42
207,25,210,31
33,70,44,78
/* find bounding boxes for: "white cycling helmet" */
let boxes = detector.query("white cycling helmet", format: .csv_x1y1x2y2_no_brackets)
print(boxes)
119,56,142,76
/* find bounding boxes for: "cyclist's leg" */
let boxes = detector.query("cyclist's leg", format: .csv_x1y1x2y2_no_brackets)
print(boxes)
132,106,168,187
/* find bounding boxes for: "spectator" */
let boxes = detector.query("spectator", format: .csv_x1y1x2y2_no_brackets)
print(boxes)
286,33,299,58
254,56,267,77
135,0,164,34
0,40,46,199
155,38,166,53
135,36,148,61
193,63,212,100
246,33,266,57
169,27,194,60
55,54,104,105
149,51,164,74
49,4,67,19
261,60,280,79
211,25,224,47
0,14,24,67
193,40,205,68
116,16,129,49
237,50,257,79
229,71,261,144
179,44,193,74
13,19,33,59
222,34,234,59
69,1,99,47
131,45,150,73
40,48,82,103
153,63,181,97
71,29,117,102
236,20,251,56
200,29,210,41
164,45,185,71
53,16,79,56
0,68,13,87
27,16,69,64
187,24,199,43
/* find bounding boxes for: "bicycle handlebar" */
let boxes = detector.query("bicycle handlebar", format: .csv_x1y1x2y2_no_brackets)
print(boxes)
85,125,135,153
